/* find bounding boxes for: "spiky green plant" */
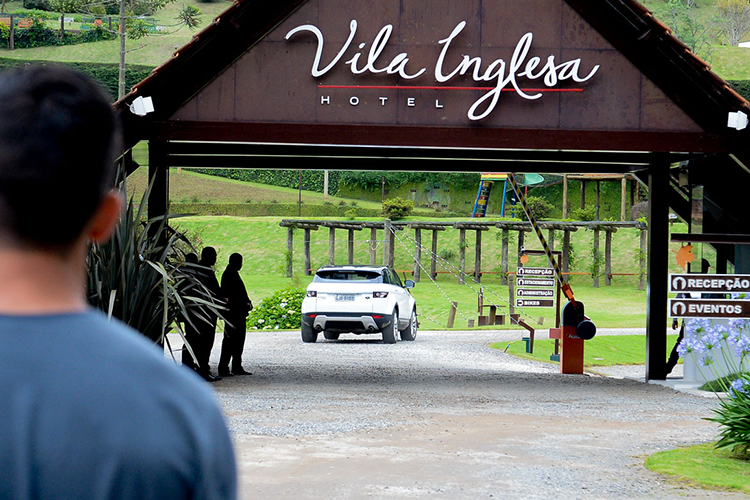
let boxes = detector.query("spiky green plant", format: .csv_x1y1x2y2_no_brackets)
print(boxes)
87,177,223,363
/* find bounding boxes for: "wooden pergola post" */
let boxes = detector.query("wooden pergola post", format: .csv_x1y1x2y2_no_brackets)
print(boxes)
604,228,615,286
413,228,422,281
562,174,569,219
592,227,600,288
328,227,336,265
580,179,586,209
347,228,355,265
369,227,378,265
383,220,393,268
562,228,572,275
431,229,439,278
286,227,294,277
304,228,312,275
621,176,628,221
547,228,555,252
639,228,647,291
458,228,466,285
501,228,509,285
474,229,483,282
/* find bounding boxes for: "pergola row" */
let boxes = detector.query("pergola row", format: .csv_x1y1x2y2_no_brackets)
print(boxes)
279,219,648,288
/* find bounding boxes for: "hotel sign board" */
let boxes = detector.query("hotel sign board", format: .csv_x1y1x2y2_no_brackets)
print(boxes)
173,0,702,135
670,274,750,294
670,299,750,319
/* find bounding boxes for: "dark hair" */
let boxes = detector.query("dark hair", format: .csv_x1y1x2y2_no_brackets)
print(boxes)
228,252,242,270
0,65,119,249
200,246,217,266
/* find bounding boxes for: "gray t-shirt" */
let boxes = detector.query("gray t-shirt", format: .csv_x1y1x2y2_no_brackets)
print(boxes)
0,310,237,499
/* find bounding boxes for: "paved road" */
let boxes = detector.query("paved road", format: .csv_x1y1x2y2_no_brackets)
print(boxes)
199,330,744,499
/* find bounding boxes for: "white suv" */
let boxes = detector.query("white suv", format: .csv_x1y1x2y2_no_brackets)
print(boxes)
301,265,417,344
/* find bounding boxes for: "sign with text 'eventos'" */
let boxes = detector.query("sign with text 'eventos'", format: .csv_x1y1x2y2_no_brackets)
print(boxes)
285,20,600,121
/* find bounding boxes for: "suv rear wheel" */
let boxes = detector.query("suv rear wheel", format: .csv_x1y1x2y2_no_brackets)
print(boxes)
382,308,398,344
400,308,417,341
301,322,318,343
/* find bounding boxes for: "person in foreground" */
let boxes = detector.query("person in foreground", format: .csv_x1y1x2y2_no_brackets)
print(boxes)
0,66,237,499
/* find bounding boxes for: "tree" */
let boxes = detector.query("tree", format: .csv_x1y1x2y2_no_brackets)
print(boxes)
47,0,201,98
717,0,750,46
655,0,718,61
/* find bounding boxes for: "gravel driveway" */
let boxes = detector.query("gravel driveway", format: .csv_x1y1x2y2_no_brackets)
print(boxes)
201,329,747,499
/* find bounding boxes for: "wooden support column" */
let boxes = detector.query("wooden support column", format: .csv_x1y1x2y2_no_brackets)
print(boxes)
592,228,600,288
605,229,614,286
562,174,569,219
646,166,669,381
547,229,555,252
383,220,393,268
388,226,395,269
621,176,628,221
413,228,422,282
147,140,169,226
458,228,466,285
638,228,647,291
369,228,377,265
9,15,14,51
580,179,586,209
562,229,571,275
474,230,482,282
431,229,439,279
328,227,336,265
595,181,601,220
286,228,294,278
501,228,509,285
304,228,312,275
347,229,355,265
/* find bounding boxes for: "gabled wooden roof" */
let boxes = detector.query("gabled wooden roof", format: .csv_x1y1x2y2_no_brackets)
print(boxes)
115,0,749,159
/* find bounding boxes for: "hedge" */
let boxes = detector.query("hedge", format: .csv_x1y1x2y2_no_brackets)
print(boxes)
728,81,750,101
168,203,457,218
0,58,153,99
190,168,481,196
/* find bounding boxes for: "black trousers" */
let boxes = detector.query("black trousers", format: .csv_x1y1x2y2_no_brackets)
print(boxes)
219,315,247,371
183,318,217,374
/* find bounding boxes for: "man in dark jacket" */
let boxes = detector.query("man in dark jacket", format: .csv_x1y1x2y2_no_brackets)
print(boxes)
219,253,253,376
192,246,223,381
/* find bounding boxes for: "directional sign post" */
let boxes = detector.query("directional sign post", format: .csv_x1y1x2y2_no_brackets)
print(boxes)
670,299,750,318
516,277,555,288
516,298,555,308
517,267,555,277
517,289,554,297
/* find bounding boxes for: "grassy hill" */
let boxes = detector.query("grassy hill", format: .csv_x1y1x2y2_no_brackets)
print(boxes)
1,0,749,80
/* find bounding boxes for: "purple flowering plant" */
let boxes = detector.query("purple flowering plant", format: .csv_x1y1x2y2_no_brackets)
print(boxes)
679,315,750,457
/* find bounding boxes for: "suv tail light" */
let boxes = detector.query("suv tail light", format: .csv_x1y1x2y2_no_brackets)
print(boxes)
306,290,317,298
373,292,389,298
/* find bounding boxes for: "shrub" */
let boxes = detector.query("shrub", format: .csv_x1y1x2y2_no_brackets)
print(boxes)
248,287,305,330
569,206,598,221
519,195,553,220
23,0,51,10
382,197,414,220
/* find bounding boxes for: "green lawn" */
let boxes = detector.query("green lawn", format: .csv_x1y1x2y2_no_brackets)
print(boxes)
492,334,681,366
646,443,750,493
171,213,663,329
0,0,230,66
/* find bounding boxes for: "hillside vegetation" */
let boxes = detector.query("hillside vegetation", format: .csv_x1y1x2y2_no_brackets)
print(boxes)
1,0,749,81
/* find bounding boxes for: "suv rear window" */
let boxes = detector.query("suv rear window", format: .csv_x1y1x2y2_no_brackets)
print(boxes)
314,270,383,283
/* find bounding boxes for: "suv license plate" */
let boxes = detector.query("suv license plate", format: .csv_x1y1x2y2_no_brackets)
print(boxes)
335,294,355,301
